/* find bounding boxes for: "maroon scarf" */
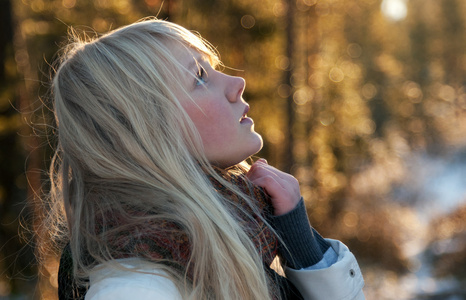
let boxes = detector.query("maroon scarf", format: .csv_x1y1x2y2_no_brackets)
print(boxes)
59,171,303,299
98,170,279,282
58,170,302,300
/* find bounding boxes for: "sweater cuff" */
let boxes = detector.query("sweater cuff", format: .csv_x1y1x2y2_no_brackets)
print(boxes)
269,198,330,269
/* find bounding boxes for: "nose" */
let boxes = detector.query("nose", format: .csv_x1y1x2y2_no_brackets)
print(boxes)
225,75,245,103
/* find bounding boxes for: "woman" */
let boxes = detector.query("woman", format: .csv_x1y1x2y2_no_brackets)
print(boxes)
43,18,364,299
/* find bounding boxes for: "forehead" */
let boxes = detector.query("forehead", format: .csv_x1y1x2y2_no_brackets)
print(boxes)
169,43,209,69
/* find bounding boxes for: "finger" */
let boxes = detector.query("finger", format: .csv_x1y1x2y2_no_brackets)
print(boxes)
248,162,294,187
247,165,282,186
257,158,268,164
248,167,295,197
247,159,267,175
251,176,300,215
248,160,301,195
248,176,287,199
248,159,278,177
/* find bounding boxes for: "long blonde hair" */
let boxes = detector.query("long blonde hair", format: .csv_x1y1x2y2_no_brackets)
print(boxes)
42,18,278,299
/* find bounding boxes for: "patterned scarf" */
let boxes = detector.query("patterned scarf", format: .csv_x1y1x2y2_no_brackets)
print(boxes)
58,170,303,299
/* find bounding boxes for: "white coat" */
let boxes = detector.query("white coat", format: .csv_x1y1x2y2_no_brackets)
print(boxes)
85,239,364,300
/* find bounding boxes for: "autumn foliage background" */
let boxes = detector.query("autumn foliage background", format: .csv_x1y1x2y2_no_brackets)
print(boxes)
0,0,465,299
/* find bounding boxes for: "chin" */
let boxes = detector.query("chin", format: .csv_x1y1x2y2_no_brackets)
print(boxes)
210,134,264,168
251,132,264,154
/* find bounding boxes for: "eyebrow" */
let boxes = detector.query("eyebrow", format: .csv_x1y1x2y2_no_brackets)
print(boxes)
187,54,208,72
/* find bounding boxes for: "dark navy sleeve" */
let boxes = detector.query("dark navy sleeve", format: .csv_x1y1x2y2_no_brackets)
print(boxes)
269,198,331,269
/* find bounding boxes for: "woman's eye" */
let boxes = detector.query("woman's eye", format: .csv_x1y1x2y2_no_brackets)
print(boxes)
195,67,207,86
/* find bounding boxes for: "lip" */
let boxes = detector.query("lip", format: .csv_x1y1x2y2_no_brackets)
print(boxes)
240,117,254,125
239,105,250,122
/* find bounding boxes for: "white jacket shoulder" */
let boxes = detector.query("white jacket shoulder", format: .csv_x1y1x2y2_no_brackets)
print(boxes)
85,239,364,300
85,259,182,300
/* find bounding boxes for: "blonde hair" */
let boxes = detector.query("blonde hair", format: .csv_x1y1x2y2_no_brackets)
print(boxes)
42,18,278,299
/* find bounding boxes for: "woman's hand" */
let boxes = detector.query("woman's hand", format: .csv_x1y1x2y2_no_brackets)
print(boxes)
246,159,301,216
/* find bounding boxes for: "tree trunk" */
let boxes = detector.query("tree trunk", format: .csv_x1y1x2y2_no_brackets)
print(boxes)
283,0,296,173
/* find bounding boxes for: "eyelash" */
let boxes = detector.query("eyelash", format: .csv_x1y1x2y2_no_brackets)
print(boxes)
195,67,207,86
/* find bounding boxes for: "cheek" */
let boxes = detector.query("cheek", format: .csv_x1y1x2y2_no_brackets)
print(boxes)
199,116,234,147
184,103,234,147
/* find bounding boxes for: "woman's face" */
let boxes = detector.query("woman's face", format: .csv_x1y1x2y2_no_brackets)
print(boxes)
174,46,263,168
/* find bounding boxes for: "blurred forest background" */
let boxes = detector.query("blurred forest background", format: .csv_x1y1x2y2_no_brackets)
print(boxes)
0,0,465,299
